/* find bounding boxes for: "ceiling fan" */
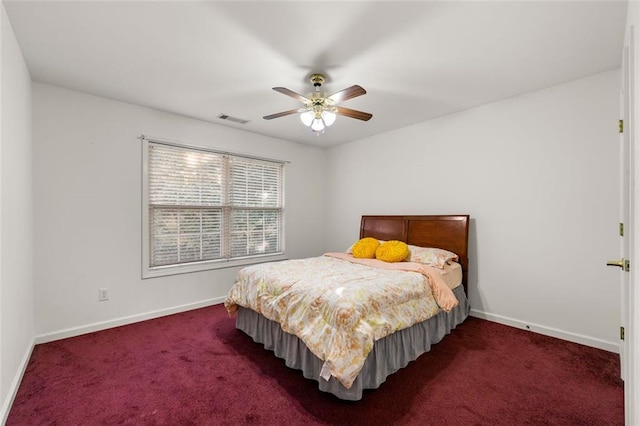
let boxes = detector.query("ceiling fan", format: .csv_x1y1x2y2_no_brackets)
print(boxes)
263,73,372,133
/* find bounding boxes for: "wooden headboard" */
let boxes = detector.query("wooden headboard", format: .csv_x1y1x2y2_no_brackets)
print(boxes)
360,215,470,292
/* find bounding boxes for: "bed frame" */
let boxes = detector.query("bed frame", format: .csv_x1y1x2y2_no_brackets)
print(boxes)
235,214,471,400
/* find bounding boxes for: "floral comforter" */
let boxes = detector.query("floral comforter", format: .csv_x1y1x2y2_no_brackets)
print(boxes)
224,253,458,389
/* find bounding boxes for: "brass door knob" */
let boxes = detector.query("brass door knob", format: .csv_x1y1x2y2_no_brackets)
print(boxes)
607,259,628,270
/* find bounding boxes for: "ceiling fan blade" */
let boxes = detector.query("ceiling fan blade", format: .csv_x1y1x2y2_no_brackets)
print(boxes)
272,87,310,103
328,85,367,103
263,109,303,120
336,106,372,121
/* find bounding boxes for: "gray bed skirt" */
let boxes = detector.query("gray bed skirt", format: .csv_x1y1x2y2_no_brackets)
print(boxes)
235,285,470,401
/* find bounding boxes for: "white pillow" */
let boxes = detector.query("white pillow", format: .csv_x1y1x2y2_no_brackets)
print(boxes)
408,245,458,268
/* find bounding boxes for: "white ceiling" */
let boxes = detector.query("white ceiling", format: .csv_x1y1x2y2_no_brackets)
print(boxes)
4,0,628,148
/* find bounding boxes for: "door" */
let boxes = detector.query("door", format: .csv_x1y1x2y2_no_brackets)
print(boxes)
607,22,634,424
619,38,631,385
619,23,637,426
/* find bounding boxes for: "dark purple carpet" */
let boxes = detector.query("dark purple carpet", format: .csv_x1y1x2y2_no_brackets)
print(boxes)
8,304,623,425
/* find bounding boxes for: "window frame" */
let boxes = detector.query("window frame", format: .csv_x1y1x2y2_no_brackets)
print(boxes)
141,136,287,279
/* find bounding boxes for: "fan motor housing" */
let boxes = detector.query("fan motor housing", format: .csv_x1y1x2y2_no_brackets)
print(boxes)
309,73,326,87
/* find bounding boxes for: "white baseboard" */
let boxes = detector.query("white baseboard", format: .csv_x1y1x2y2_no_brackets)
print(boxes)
470,309,620,353
1,339,35,425
34,297,226,344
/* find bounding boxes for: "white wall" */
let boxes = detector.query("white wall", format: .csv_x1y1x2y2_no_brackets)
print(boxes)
32,83,326,339
325,70,621,351
0,2,34,421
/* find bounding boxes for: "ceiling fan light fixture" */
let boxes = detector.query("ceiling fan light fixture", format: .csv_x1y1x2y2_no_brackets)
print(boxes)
300,110,314,126
263,72,372,135
311,118,325,132
322,110,336,126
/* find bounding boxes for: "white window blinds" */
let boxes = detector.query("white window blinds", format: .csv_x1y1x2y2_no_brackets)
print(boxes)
146,141,284,270
229,157,283,258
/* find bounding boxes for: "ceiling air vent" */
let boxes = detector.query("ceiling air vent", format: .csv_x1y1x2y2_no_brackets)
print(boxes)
217,113,250,125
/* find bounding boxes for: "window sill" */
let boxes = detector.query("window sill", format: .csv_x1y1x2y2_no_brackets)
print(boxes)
142,253,288,279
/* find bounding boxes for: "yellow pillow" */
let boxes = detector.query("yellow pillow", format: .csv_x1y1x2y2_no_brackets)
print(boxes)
351,237,380,259
375,240,410,263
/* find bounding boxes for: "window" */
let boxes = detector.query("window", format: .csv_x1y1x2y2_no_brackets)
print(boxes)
142,138,285,278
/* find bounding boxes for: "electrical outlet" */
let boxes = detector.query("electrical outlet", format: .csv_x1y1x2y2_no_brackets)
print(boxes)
98,288,109,301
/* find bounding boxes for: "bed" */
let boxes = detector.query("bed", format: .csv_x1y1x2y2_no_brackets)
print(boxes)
224,214,470,400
